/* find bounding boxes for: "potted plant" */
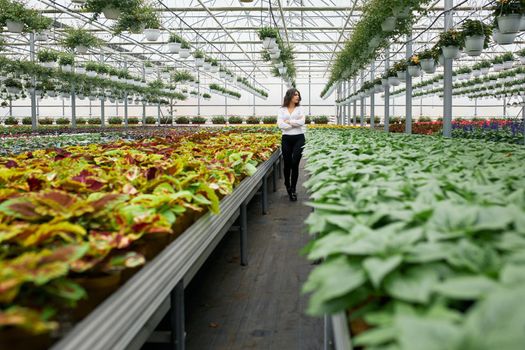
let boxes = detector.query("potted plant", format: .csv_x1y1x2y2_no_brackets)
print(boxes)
394,61,408,80
228,116,243,124
175,116,189,124
210,59,219,73
82,0,141,20
4,78,23,94
438,29,464,59
26,12,53,41
58,53,74,72
381,16,397,32
518,48,525,64
211,116,226,124
494,0,522,34
179,41,191,59
418,48,438,73
168,33,183,53
407,55,421,77
461,19,492,56
2,1,27,33
193,50,205,67
258,26,279,49
37,49,59,68
493,55,505,72
142,6,161,41
203,57,212,71
501,52,514,69
61,27,100,54
202,92,211,100
85,62,99,77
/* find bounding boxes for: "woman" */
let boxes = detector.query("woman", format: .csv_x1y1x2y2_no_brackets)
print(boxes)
277,88,306,202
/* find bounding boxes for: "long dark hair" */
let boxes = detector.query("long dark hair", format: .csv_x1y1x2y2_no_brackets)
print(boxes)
282,88,301,107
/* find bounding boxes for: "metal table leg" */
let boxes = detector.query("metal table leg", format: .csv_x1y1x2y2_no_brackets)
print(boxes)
272,163,278,192
240,202,248,266
170,280,185,350
262,177,268,215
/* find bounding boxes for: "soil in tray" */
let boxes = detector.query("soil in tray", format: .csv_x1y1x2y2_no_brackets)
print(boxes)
0,329,53,350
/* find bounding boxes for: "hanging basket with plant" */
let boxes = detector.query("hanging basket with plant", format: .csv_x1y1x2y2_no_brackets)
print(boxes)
438,29,464,59
168,33,184,53
193,49,205,67
461,19,492,56
37,49,59,68
493,0,523,34
141,6,161,41
60,27,100,54
82,0,142,21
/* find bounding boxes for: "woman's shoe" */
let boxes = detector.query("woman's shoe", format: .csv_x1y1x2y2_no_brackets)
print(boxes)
291,189,298,202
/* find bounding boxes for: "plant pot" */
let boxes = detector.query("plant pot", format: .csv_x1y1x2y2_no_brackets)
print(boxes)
493,63,504,72
393,6,410,19
438,54,445,66
493,29,517,45
76,67,86,74
6,20,24,33
481,67,490,75
144,28,161,42
442,45,460,59
6,87,20,94
472,69,481,77
47,91,56,97
464,35,485,56
381,78,389,87
203,62,211,71
388,77,400,86
168,42,181,53
41,61,57,69
36,33,48,42
497,14,521,34
419,58,435,73
86,70,97,78
179,49,190,59
77,94,85,100
381,17,396,32
520,56,525,65
102,6,121,20
262,37,277,49
210,65,219,73
520,16,525,31
144,67,154,74
76,45,89,54
503,60,513,69
396,70,406,80
408,65,421,77
195,57,204,67
61,64,73,72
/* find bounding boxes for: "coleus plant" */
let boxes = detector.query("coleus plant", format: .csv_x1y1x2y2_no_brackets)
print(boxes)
0,129,280,335
302,128,525,349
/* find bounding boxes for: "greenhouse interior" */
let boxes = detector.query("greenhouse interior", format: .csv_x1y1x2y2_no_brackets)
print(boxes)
1,0,525,349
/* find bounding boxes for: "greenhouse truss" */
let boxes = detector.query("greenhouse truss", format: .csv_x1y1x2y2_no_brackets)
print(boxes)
1,1,525,350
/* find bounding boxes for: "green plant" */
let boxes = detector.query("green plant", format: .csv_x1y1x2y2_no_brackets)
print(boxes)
247,116,260,124
82,0,143,20
193,50,204,59
56,117,70,125
76,117,87,125
305,116,312,124
108,117,122,125
228,116,243,124
21,117,32,125
202,93,211,99
25,11,53,33
4,116,18,125
113,4,159,34
87,118,100,125
263,116,277,124
461,19,492,48
37,49,58,63
58,53,74,66
169,33,184,43
180,41,190,50
60,27,100,50
501,52,514,62
159,116,172,125
493,0,523,16
128,117,139,124
175,116,190,124
191,116,206,124
313,116,329,124
145,116,156,124
438,29,464,48
258,26,279,40
38,117,53,125
4,77,23,89
211,116,226,124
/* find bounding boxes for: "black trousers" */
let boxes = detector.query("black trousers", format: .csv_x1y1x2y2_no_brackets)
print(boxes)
281,133,305,191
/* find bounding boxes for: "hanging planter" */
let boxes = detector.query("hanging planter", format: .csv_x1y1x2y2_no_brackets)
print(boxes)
61,27,100,54
442,46,460,59
37,49,59,69
141,5,162,41
464,36,485,56
6,20,24,33
381,78,389,87
35,32,48,42
388,76,400,86
381,17,397,32
144,28,161,41
420,59,436,74
179,43,191,59
493,28,517,45
259,27,279,49
497,14,522,34
194,50,205,67
392,6,410,19
102,6,121,20
408,65,421,77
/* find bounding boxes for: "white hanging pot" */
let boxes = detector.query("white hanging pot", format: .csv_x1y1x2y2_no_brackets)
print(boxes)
262,37,277,49
503,60,513,69
481,67,490,75
179,49,190,59
144,28,161,42
6,20,24,33
472,69,481,77
102,6,121,20
520,56,525,65
168,42,181,53
493,29,517,45
493,63,504,72
75,45,88,54
419,58,435,73
195,57,204,67
381,78,389,87
219,71,226,78
388,77,400,86
86,70,97,78
393,6,410,19
464,35,485,56
41,61,57,69
89,95,97,101
408,65,421,77
497,14,521,34
203,62,211,71
442,46,460,59
520,15,525,31
211,65,219,73
381,17,396,32
6,87,20,95
145,67,154,74
61,92,70,98
77,93,85,100
396,70,406,80
36,33,48,42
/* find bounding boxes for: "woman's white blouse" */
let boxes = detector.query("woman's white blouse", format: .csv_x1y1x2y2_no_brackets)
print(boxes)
277,106,306,135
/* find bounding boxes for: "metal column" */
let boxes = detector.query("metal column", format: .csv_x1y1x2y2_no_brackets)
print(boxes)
384,49,390,132
142,64,146,125
71,83,77,128
224,82,228,117
405,33,413,134
352,77,357,126
239,203,248,266
308,52,312,116
360,70,365,127
443,0,454,137
170,281,185,350
29,32,37,131
124,61,128,127
370,62,375,129
198,71,201,117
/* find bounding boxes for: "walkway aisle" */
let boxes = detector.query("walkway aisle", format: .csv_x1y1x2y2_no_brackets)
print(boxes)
185,162,323,350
